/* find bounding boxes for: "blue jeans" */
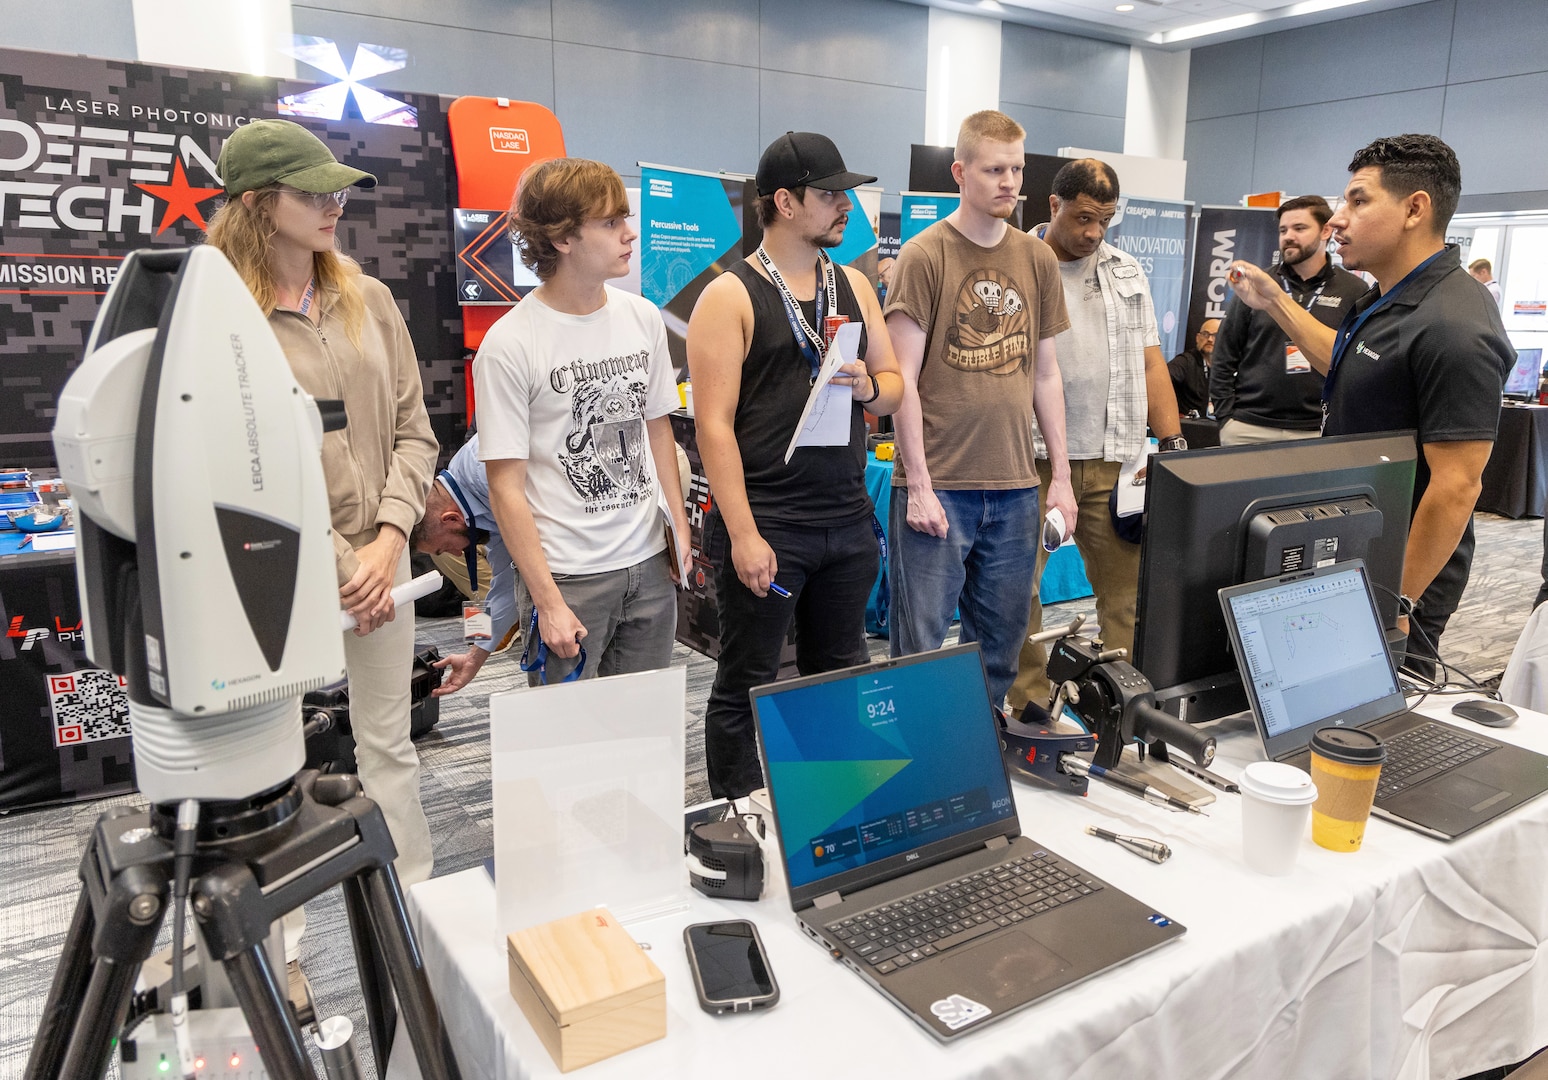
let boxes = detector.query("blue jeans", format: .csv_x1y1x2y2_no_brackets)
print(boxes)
888,486,1041,710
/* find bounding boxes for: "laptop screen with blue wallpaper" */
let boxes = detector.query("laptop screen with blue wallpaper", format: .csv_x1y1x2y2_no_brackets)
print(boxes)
753,645,1018,894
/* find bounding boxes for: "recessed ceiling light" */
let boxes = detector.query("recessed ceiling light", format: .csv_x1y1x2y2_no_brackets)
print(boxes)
1116,3,1135,9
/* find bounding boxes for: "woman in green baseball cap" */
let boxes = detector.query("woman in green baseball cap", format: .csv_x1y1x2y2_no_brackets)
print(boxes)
206,119,439,893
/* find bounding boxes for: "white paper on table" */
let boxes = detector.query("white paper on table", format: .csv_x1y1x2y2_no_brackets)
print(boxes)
27,530,76,552
657,485,690,585
784,321,863,463
1115,440,1156,518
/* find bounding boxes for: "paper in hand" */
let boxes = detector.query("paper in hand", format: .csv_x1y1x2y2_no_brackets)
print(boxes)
1115,439,1156,519
785,321,863,463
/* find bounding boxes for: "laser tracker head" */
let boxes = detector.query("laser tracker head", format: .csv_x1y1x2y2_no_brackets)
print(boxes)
53,247,345,802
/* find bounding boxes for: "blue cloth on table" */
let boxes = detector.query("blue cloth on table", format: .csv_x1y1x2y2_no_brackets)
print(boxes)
863,453,1091,637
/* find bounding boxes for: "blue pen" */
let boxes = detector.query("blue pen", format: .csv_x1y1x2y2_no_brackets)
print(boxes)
768,583,792,598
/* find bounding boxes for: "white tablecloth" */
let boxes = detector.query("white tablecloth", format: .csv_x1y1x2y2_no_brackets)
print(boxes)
401,699,1548,1080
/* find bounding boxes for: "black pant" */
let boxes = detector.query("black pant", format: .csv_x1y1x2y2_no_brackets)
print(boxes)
702,515,879,799
1403,515,1476,680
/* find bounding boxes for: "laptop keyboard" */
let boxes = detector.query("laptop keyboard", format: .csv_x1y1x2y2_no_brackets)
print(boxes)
1376,724,1496,799
824,851,1101,976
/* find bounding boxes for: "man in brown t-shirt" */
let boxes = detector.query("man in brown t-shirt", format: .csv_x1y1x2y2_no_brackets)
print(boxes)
883,110,1075,710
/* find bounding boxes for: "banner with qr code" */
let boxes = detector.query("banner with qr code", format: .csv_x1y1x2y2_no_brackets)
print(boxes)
48,670,131,747
1,554,135,810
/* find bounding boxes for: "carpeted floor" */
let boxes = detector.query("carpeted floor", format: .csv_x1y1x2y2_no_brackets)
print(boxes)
2,511,1542,1079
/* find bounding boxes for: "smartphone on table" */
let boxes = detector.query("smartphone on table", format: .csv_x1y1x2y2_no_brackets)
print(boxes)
682,920,779,1015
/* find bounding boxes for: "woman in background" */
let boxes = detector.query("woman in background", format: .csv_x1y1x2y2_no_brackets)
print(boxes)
207,119,438,890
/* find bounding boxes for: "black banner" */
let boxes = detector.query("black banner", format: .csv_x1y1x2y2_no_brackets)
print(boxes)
0,47,467,467
1185,206,1279,344
0,550,133,811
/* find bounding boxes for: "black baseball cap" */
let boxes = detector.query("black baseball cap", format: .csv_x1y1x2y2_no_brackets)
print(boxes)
756,132,876,196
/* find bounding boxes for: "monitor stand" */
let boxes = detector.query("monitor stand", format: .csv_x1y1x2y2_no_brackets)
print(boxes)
1151,671,1249,726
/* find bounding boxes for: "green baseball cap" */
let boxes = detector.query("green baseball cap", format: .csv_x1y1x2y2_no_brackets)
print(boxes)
217,119,377,195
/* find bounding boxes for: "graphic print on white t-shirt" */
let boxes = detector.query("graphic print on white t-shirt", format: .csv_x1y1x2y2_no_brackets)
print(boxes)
473,286,678,576
555,361,652,513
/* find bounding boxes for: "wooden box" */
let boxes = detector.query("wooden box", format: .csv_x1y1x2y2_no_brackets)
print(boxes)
507,908,666,1072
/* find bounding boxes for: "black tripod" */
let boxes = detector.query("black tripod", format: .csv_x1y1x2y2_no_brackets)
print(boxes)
26,769,462,1080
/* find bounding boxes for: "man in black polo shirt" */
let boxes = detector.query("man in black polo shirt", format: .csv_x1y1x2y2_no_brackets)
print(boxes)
1210,195,1366,445
1228,134,1512,678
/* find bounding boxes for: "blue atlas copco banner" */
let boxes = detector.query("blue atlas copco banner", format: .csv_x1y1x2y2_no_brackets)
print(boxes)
641,165,749,373
1106,195,1194,359
900,192,959,244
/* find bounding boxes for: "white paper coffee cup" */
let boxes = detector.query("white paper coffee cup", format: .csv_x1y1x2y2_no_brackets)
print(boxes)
1239,761,1318,876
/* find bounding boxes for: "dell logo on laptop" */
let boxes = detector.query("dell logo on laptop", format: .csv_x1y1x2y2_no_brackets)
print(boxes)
906,852,920,862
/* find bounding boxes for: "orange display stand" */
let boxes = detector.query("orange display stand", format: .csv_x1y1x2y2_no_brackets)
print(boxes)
447,97,566,418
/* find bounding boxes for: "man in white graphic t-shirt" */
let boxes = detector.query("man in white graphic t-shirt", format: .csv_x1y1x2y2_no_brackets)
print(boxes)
473,158,690,684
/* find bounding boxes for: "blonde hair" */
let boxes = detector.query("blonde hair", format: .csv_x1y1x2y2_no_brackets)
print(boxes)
204,188,367,349
509,158,630,281
955,111,1026,165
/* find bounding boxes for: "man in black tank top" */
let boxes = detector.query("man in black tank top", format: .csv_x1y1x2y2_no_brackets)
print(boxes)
687,132,903,799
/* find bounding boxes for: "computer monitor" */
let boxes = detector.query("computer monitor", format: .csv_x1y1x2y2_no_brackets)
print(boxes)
1504,348,1543,399
1133,431,1417,725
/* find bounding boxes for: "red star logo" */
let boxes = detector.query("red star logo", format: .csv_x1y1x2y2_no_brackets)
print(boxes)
135,159,226,235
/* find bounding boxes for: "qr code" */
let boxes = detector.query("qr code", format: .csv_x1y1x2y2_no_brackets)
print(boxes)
49,670,131,748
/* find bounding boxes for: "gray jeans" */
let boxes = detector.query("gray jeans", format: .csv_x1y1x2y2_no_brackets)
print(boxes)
518,549,677,685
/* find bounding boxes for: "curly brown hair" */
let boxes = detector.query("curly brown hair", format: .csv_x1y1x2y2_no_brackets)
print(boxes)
509,158,630,281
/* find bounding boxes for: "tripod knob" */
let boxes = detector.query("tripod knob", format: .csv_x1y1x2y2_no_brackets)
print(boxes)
315,1015,363,1080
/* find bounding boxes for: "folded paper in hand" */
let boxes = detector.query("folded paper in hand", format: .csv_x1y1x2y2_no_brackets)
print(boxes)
1115,440,1156,519
785,322,863,463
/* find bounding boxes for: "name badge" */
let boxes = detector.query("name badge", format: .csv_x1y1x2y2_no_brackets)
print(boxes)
463,601,492,643
1285,345,1311,374
1315,294,1343,308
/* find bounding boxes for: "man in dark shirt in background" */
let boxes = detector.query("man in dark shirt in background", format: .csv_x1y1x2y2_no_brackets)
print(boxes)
1211,195,1366,445
1229,136,1513,677
1168,318,1218,416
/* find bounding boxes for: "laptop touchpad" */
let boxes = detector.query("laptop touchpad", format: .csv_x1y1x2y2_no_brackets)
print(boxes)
1425,773,1508,812
939,931,1071,1003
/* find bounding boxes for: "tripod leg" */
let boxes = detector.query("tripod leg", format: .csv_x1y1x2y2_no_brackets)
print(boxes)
56,957,142,1080
222,944,313,1080
25,884,97,1080
360,865,462,1080
342,875,396,1073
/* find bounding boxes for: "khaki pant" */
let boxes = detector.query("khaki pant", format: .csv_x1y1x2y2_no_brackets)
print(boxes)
1219,418,1321,446
285,537,432,962
1009,458,1141,714
341,534,434,886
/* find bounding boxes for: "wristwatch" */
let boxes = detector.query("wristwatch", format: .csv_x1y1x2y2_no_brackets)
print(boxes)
1157,434,1188,452
857,373,881,405
1397,594,1419,618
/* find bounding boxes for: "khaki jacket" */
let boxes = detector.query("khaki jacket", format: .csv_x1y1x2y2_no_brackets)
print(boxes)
269,275,437,585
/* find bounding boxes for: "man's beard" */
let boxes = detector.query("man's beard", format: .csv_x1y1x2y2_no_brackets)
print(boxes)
1282,240,1322,268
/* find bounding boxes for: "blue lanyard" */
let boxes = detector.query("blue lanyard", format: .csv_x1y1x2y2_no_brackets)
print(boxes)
1323,248,1448,405
518,608,587,685
870,514,889,628
755,246,837,382
437,468,483,592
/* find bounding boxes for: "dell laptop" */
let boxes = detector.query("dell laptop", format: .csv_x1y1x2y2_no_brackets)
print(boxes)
1220,560,1548,839
749,643,1185,1041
